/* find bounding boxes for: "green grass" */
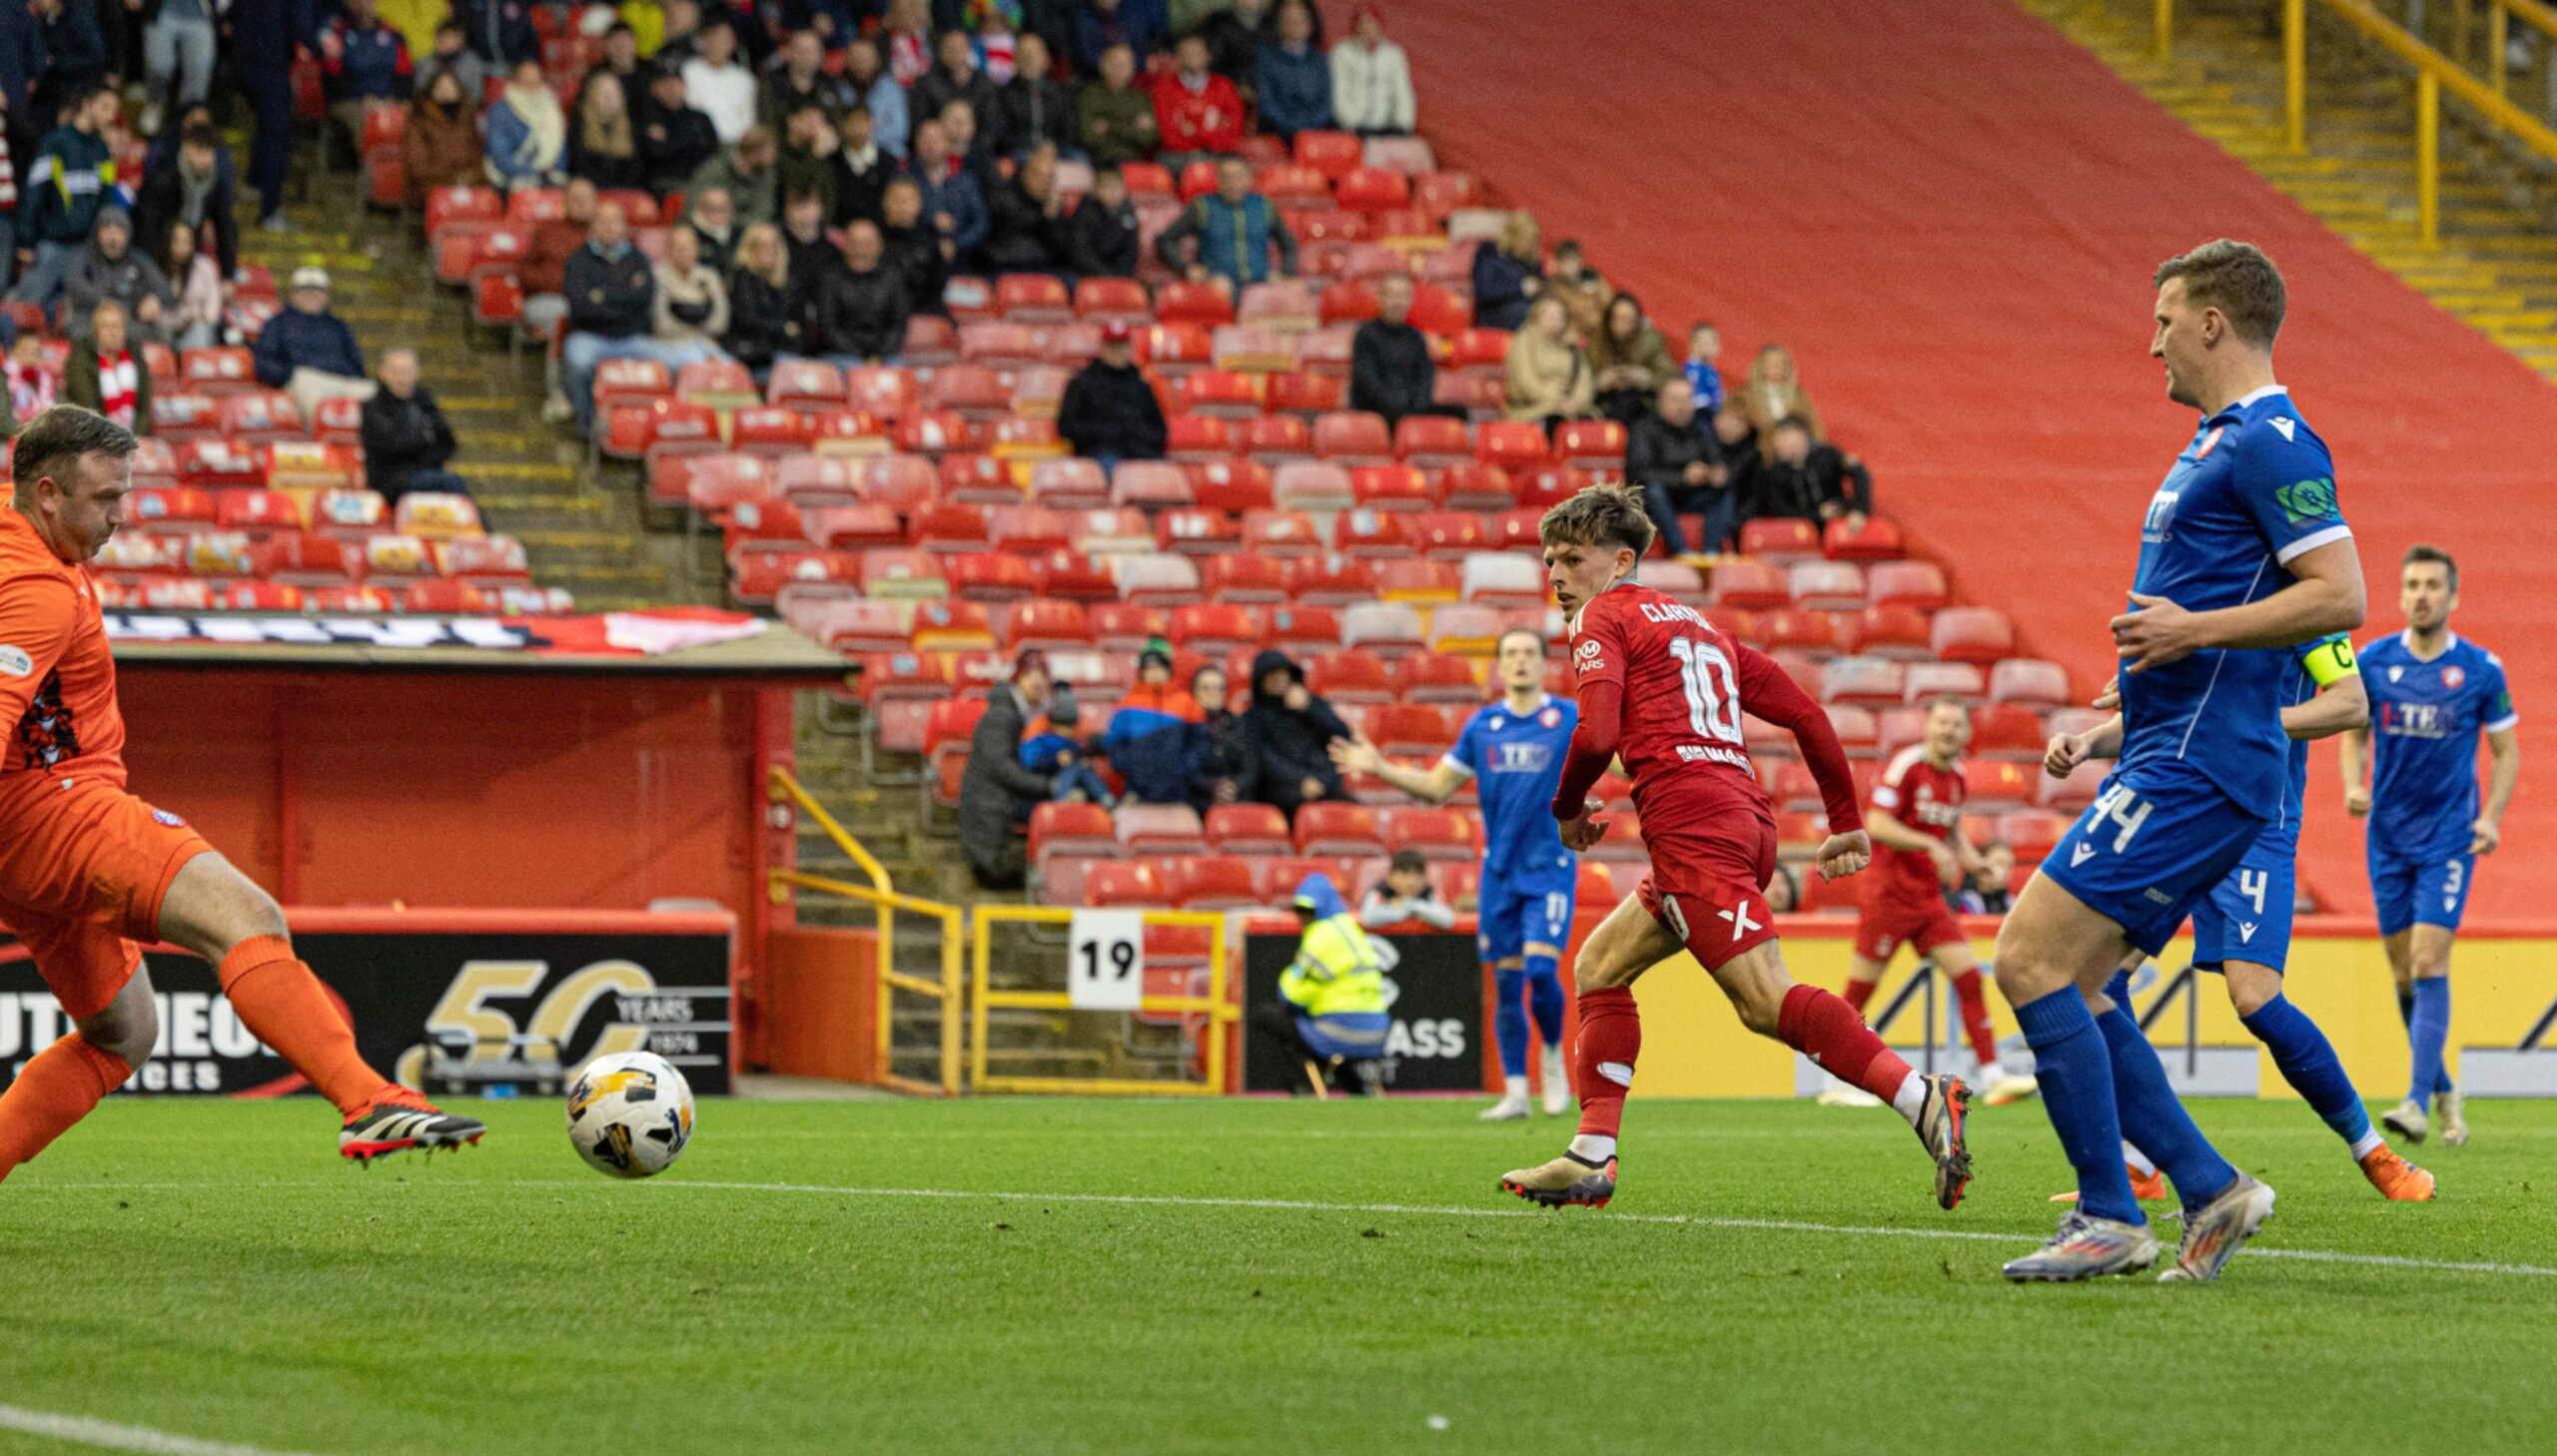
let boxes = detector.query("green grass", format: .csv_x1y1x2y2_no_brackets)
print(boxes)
3,1095,2554,1455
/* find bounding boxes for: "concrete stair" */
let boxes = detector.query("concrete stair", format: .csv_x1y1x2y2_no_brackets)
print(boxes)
2025,0,2557,381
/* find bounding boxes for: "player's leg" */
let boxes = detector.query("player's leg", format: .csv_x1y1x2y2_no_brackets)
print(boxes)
1495,893,1680,1208
2048,953,2170,1204
2401,921,2458,1136
0,918,156,1185
1820,935,1896,1108
156,853,486,1160
1476,885,1533,1119
1522,881,1573,1115
1990,874,2148,1234
2220,958,2432,1200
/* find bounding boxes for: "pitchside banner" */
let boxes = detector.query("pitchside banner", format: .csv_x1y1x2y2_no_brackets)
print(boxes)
1242,930,1483,1092
0,926,732,1097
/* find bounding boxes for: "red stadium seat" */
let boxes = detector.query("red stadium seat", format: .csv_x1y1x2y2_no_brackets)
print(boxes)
1824,514,1906,561
1709,561,1790,610
1117,803,1208,854
1243,509,1325,556
1821,656,1908,707
1932,607,2017,665
1998,811,2070,862
1266,369,1344,414
1392,416,1472,469
1154,282,1235,327
1385,806,1476,862
1412,510,1489,559
1265,604,1344,651
1552,419,1624,468
1188,457,1274,511
1989,658,2072,707
1739,517,1823,562
1294,803,1383,856
1167,856,1263,911
1293,129,1363,178
1763,610,1840,657
1202,553,1290,603
1306,652,1395,704
1337,511,1413,558
1903,662,1986,703
1091,603,1170,651
1845,606,1935,659
1003,600,1095,651
1313,410,1394,465
1238,413,1315,463
1168,602,1264,653
1964,760,2041,812
1288,556,1379,605
1967,703,2048,761
1401,653,1486,706
1367,703,1459,755
1030,801,1118,873
1074,277,1151,322
1475,420,1551,470
1350,464,1432,511
1205,804,1293,856
1084,863,1170,908
1867,560,1950,611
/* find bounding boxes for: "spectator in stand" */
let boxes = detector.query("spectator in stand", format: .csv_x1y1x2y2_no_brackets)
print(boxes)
688,123,780,227
1056,318,1163,467
904,118,988,265
721,220,803,374
1503,294,1593,431
937,97,997,189
14,86,118,310
1104,641,1207,806
1241,647,1354,822
8,331,58,424
992,32,1076,160
654,0,702,65
680,18,758,145
1469,211,1542,332
1202,0,1279,92
1965,841,2017,916
776,103,841,219
422,20,488,102
1359,850,1456,930
812,220,907,364
778,190,835,290
564,201,724,434
1020,687,1115,808
1763,864,1799,915
1741,413,1870,529
485,59,568,191
63,299,149,432
359,347,464,501
978,143,1070,276
574,21,644,114
1189,661,1259,809
1074,0,1160,74
1329,4,1413,135
880,0,934,86
1154,157,1296,294
761,29,847,128
455,0,538,68
1589,291,1673,425
1077,42,1157,169
828,105,891,228
1066,163,1138,279
682,185,739,276
653,222,730,359
1731,342,1825,443
399,68,485,207
639,66,723,197
1349,272,1464,429
1254,0,1331,144
1544,239,1610,342
913,28,999,135
959,649,1055,891
1683,320,1724,417
971,2,1022,84
1627,375,1731,560
320,0,415,164
65,209,172,346
141,0,222,134
160,221,225,350
841,36,908,160
519,177,598,346
569,74,648,192
254,266,377,419
1156,33,1244,166
133,122,239,282
878,177,950,317
236,0,299,232
35,0,105,121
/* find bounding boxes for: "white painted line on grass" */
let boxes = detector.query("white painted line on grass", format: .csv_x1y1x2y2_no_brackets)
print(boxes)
0,1404,323,1456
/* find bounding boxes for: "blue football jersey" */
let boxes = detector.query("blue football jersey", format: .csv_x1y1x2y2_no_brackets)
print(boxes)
2359,631,2516,860
2259,632,2358,855
1443,694,1577,885
2119,385,2351,815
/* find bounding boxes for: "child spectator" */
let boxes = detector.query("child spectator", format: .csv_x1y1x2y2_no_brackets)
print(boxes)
1190,663,1259,810
1683,321,1724,417
1020,687,1114,807
1764,865,1800,915
1359,850,1456,930
1544,239,1611,341
7,330,55,421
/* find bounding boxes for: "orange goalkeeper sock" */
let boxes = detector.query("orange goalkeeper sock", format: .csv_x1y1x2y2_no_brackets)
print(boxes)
218,936,395,1116
0,1033,132,1183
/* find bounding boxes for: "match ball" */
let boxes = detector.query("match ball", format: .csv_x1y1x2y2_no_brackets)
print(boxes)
565,1051,695,1179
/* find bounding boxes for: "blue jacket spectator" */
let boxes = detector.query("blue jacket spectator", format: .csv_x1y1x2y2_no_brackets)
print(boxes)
1470,214,1544,333
906,124,989,260
483,63,568,188
1020,688,1115,806
1253,3,1332,142
253,273,367,386
840,37,908,159
23,105,114,249
322,3,416,103
1103,646,1208,805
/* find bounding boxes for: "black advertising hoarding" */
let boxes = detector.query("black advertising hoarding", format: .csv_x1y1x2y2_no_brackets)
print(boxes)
1242,930,1485,1092
0,923,732,1097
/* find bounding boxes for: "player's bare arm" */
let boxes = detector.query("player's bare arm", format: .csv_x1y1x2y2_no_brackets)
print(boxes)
2047,714,2126,777
2283,672,2368,741
2475,723,2519,854
2341,722,2373,816
2113,538,2366,672
1326,734,1464,804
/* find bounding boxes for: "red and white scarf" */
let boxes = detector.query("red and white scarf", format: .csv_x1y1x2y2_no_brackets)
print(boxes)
96,351,137,428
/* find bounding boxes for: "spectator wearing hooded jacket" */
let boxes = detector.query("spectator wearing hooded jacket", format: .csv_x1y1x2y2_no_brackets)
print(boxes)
1103,642,1206,805
1253,1,1331,143
64,209,174,344
1257,871,1390,1094
1242,647,1354,821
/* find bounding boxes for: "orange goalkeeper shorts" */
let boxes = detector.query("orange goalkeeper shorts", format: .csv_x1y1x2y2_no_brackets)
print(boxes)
0,774,214,1020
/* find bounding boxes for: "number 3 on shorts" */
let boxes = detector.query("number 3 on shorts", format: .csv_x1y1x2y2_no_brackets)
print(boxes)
2088,782,2154,854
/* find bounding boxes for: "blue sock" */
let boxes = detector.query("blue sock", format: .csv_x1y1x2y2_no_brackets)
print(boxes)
2095,999,2237,1209
2105,969,2134,1010
1493,969,1531,1079
2408,977,2450,1110
2240,994,2372,1148
1524,958,1566,1048
2015,987,2141,1225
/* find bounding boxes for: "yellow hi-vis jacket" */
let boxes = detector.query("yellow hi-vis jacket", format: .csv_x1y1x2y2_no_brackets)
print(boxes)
1280,915,1388,1019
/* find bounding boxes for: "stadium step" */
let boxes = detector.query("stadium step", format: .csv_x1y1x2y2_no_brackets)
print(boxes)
2026,0,2557,383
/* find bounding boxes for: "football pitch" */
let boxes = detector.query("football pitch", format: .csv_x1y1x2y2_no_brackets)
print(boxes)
4,1096,2554,1456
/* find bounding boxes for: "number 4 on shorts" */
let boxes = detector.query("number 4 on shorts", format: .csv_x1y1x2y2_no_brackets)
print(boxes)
2087,783,2153,854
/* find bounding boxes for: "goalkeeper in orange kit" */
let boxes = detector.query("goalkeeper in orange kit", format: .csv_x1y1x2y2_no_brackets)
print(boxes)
0,405,483,1182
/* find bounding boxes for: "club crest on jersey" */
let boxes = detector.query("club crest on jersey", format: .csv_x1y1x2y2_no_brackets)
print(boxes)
1539,707,1561,729
2443,666,2466,689
2193,426,2224,459
151,808,186,827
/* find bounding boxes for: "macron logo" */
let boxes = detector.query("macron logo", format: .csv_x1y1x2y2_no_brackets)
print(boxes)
2269,416,2296,441
2239,922,2258,943
2071,842,2098,868
1718,904,1760,942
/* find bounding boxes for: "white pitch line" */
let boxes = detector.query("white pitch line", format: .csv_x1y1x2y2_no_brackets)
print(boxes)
0,1404,323,1456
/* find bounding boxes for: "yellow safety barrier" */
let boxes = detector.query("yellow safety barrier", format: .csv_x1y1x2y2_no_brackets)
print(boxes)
971,905,1236,1095
764,768,964,1096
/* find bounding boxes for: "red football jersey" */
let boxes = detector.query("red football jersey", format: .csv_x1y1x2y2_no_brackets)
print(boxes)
1865,745,1966,909
1568,582,1774,839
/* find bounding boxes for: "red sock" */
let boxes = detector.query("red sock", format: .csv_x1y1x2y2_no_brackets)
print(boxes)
0,1034,131,1183
1840,976,1879,1016
219,936,396,1116
1569,986,1642,1139
1951,970,2000,1067
1777,984,1914,1102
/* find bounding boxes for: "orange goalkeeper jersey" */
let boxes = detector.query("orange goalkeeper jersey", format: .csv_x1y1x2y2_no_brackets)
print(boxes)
0,505,126,784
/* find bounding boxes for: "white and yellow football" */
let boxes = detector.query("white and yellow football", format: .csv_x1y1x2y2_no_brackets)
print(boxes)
565,1052,695,1179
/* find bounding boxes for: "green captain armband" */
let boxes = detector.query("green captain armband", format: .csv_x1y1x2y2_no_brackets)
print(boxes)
2299,634,2357,687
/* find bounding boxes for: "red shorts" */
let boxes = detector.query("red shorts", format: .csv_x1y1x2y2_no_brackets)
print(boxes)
1636,816,1780,971
1854,894,1968,964
0,774,213,1020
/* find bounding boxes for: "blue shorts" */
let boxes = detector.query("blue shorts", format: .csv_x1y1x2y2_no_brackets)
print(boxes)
2190,835,2296,973
2041,763,2269,957
1476,874,1574,969
2369,846,2475,937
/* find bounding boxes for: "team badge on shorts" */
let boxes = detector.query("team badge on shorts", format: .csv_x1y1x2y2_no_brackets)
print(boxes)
151,808,187,828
